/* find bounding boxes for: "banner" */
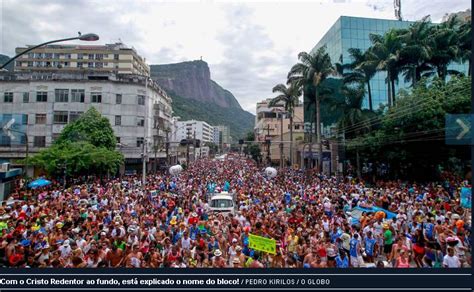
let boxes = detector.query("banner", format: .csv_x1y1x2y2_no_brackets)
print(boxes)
248,233,276,254
460,187,471,209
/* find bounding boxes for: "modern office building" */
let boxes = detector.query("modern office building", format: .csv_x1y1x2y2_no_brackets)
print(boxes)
309,15,469,114
13,42,150,76
0,71,172,175
212,127,220,145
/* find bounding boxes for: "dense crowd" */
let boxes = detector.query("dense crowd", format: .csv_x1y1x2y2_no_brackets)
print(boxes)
0,154,471,268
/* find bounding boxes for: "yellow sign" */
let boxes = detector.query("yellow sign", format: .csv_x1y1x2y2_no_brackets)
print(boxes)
248,233,276,254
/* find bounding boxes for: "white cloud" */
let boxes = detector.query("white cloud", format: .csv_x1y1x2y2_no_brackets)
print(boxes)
0,0,470,113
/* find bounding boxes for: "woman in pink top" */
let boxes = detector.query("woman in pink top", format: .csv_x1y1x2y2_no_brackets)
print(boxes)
395,250,411,268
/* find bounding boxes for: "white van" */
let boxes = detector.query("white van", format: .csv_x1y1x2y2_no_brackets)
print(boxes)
209,192,235,215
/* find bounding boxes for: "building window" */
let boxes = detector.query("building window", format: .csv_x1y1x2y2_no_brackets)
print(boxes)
53,53,60,59
23,92,29,103
22,114,28,125
77,62,83,68
71,89,85,102
65,54,71,59
53,111,68,124
115,115,121,126
95,54,103,60
4,92,13,103
77,53,83,59
35,113,47,124
114,54,119,60
137,95,145,105
27,61,33,67
137,118,144,127
16,61,22,67
116,94,122,104
137,137,144,148
33,136,46,148
64,62,70,67
88,54,94,60
36,91,48,102
28,53,34,58
55,89,69,102
95,62,103,68
69,111,83,122
0,136,11,147
91,92,102,103
88,62,94,68
45,53,53,59
116,136,120,144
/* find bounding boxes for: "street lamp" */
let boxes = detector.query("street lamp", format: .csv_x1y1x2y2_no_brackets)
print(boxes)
0,32,99,70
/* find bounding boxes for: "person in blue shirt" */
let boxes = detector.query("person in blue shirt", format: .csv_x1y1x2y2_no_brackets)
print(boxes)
364,231,377,263
424,218,435,241
335,251,349,268
349,233,360,267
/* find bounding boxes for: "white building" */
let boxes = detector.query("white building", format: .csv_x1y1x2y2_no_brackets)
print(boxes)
0,71,173,175
212,126,220,145
174,120,214,144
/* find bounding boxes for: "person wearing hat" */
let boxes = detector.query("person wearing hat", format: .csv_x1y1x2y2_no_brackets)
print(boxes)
212,249,226,268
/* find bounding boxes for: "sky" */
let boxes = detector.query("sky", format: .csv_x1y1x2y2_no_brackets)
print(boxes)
0,0,471,113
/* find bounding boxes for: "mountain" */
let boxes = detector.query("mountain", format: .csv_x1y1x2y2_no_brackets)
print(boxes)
150,60,255,139
0,54,14,71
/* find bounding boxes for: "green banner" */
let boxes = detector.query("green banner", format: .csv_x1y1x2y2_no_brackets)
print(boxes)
248,233,276,255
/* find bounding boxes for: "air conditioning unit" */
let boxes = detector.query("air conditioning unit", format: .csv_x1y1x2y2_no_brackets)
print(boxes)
1,162,10,172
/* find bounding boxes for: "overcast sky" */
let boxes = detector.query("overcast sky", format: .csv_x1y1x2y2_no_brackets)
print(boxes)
0,0,470,113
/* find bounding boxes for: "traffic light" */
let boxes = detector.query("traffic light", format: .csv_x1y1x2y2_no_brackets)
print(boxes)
194,139,201,148
239,139,244,145
180,139,188,146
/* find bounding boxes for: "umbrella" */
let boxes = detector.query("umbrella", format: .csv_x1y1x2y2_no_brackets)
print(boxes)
28,178,52,189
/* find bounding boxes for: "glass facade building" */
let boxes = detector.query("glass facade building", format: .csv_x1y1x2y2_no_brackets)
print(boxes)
308,16,468,117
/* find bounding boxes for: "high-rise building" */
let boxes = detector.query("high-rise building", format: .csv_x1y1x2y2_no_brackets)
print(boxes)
309,15,469,117
0,71,172,174
212,127,220,145
13,42,150,76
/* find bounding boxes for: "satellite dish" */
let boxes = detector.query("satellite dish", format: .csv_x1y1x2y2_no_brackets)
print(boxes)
264,167,277,178
169,165,183,176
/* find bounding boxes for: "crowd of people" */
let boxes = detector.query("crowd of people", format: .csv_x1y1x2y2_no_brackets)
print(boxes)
0,154,471,268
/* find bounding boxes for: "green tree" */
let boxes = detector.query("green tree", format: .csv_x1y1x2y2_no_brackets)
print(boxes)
457,18,472,76
368,29,403,107
347,76,471,180
269,82,301,165
56,107,116,150
29,107,124,177
288,46,335,171
397,16,433,86
245,131,255,142
344,48,377,111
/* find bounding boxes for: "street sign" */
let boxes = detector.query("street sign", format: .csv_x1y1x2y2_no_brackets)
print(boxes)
445,114,473,145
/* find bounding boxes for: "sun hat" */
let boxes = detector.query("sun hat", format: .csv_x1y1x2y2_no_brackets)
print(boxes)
214,249,222,257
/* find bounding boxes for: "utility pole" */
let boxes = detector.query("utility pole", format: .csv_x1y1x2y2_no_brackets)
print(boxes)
142,76,150,187
165,128,170,166
279,112,284,169
266,124,271,165
193,130,196,162
186,128,191,167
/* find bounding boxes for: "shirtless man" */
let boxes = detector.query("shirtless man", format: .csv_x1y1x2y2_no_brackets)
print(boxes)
125,244,143,268
106,245,123,267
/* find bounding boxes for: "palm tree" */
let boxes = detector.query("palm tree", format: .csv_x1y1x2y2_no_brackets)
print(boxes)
288,46,335,171
332,84,372,177
427,16,462,81
457,18,472,76
397,16,433,86
368,29,402,107
344,48,377,111
268,83,301,166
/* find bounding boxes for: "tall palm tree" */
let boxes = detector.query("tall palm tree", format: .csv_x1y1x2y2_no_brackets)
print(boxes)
397,16,433,86
344,48,377,111
288,46,335,171
457,18,472,76
332,84,372,177
368,30,402,107
268,83,301,166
